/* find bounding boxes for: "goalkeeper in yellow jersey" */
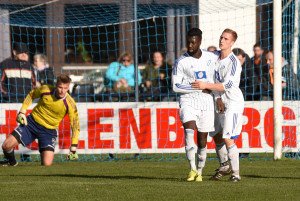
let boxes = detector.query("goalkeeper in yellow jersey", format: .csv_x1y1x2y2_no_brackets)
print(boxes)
0,74,80,166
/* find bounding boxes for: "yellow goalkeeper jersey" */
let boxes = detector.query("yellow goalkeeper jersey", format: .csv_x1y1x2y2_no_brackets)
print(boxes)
20,85,80,145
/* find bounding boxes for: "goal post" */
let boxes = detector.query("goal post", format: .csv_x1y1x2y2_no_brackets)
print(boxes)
273,0,283,160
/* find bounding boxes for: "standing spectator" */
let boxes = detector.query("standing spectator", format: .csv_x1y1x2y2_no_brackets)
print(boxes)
33,53,55,87
105,52,141,93
232,48,258,100
265,50,299,100
142,51,172,100
207,46,217,52
250,43,267,99
0,43,36,103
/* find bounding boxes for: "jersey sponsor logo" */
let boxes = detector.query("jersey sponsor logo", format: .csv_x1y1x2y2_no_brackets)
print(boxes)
194,71,206,79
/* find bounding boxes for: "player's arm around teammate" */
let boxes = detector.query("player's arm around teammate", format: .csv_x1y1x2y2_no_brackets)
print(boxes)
172,28,216,182
191,29,244,182
1,74,80,166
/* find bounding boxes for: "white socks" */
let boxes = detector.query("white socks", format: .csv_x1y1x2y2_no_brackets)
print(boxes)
197,147,207,175
185,129,196,171
228,144,240,176
216,142,228,164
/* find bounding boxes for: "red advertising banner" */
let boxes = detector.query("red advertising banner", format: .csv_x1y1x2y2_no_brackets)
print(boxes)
0,102,298,154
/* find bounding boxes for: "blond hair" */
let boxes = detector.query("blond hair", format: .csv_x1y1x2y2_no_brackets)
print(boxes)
118,52,132,63
222,28,238,42
34,53,49,67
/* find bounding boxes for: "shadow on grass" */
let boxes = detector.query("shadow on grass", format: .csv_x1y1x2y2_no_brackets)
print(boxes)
6,173,299,181
6,174,187,182
243,174,300,180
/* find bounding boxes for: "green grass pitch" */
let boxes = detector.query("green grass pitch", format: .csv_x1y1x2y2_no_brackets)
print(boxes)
0,155,299,201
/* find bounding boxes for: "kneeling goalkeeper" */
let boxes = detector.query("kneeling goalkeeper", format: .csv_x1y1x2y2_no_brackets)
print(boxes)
1,74,80,166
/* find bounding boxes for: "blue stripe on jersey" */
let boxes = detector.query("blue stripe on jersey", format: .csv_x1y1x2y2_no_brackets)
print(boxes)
229,55,237,76
175,83,193,90
173,53,189,75
225,80,233,89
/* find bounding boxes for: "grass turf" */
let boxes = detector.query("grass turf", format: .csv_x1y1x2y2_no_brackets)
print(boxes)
0,156,299,201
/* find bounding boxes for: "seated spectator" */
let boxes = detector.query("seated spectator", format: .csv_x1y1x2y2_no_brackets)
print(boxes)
265,50,299,100
33,53,55,87
142,51,172,99
0,43,35,103
105,52,141,93
207,45,217,52
232,48,259,100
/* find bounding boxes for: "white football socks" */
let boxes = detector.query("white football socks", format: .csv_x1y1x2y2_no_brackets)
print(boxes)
197,147,207,175
216,142,228,164
185,129,196,171
228,144,239,176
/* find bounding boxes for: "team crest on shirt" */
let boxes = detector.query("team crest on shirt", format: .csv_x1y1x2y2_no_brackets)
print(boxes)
194,71,206,79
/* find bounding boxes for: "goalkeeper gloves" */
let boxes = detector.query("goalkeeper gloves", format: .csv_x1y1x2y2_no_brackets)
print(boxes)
16,111,27,125
67,144,78,161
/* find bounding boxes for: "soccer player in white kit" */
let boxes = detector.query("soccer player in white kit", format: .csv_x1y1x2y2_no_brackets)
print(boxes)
172,28,218,182
192,28,244,182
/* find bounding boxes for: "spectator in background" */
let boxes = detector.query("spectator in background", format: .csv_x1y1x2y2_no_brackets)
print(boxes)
105,52,141,93
207,45,217,52
265,50,299,100
141,51,172,101
33,54,55,87
232,48,258,101
251,43,267,99
251,43,266,73
0,43,36,103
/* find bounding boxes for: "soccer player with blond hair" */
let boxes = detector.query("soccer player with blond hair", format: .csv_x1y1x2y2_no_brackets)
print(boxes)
192,28,244,182
1,74,80,166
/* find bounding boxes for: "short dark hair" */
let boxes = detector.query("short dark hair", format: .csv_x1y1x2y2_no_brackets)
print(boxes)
187,28,202,38
232,48,245,57
253,42,262,49
207,46,217,52
265,49,273,55
56,74,72,85
13,43,28,54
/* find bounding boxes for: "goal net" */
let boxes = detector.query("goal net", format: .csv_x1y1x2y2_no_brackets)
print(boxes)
0,0,299,160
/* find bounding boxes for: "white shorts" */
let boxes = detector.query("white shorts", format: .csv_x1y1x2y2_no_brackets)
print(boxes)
210,109,243,139
180,106,214,132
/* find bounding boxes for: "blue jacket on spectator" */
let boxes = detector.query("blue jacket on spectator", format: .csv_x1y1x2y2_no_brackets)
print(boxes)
105,61,142,88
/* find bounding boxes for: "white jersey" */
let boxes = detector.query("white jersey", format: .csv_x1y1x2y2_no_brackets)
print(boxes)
172,50,218,110
214,51,244,110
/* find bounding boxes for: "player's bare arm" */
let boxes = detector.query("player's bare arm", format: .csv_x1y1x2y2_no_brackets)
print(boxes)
191,80,225,92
